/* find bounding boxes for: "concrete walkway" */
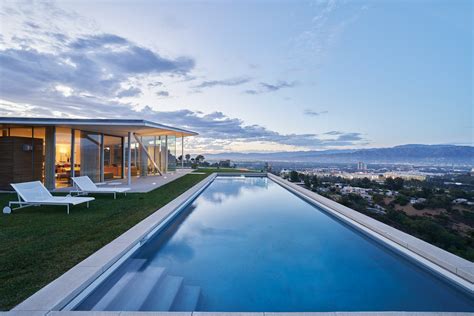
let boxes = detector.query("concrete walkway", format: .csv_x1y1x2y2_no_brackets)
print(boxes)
56,168,195,193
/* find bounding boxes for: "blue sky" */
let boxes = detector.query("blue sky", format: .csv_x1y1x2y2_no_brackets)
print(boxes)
0,0,472,153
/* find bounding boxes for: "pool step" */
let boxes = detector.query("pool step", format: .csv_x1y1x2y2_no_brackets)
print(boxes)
141,275,184,311
107,265,166,310
91,259,146,311
171,285,201,311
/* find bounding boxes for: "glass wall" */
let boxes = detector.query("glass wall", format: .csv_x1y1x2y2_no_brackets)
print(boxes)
76,130,102,183
141,136,162,175
125,135,167,177
125,140,140,178
103,135,123,179
55,127,72,188
160,136,167,172
167,136,176,171
0,126,182,190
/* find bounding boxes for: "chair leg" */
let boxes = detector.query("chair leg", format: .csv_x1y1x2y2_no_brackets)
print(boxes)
67,204,70,215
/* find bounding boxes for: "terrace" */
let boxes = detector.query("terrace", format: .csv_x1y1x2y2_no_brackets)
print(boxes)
55,168,196,193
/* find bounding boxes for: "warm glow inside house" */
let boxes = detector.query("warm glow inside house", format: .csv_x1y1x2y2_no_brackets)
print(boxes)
0,117,197,190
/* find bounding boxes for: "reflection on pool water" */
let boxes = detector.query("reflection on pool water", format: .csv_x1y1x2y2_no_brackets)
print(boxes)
76,176,474,312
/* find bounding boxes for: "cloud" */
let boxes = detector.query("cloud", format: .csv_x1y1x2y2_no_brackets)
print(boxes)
117,87,142,98
0,1,195,103
324,131,343,135
244,81,296,94
156,91,170,97
0,35,194,102
193,77,252,89
148,81,163,87
304,109,328,116
1,94,367,150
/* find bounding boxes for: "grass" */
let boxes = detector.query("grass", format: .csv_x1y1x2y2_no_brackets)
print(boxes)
0,169,234,310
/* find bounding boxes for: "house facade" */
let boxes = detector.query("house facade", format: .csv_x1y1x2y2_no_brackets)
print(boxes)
0,117,197,190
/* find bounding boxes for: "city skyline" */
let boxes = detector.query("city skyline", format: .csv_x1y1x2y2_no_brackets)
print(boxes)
0,0,472,153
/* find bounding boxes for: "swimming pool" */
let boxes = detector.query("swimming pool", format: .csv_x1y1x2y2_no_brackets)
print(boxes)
73,176,474,312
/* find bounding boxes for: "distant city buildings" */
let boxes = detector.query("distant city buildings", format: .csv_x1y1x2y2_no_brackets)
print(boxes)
340,186,373,201
410,198,427,205
357,161,367,171
294,169,427,182
452,198,474,206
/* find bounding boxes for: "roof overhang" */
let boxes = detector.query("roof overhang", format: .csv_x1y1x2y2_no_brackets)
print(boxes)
0,117,198,137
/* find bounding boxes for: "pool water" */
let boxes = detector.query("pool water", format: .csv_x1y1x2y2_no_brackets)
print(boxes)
76,176,474,312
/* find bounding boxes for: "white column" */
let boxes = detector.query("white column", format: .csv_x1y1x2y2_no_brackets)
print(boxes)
127,132,132,186
181,135,184,168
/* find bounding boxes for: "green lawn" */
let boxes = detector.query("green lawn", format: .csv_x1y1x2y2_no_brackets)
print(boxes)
0,170,218,310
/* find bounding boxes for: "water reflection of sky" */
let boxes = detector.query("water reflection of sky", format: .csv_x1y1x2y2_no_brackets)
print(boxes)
200,176,268,205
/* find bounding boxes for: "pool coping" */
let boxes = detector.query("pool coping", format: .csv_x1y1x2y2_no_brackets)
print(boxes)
8,172,474,316
268,173,474,292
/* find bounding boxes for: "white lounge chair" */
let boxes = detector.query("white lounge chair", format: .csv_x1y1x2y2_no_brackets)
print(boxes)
5,181,94,214
71,176,130,199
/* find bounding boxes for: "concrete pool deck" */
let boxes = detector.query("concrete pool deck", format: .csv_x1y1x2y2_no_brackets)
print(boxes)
54,169,196,193
6,173,474,316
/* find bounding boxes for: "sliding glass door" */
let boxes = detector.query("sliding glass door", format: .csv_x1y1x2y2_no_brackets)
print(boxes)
75,130,102,183
103,135,123,180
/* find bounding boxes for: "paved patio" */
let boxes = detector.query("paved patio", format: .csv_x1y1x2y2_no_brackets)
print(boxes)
56,168,196,193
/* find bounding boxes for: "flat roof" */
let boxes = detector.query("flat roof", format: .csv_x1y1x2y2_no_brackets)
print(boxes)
0,117,198,137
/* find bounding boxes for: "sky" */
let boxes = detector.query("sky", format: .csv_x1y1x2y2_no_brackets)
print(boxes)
0,0,472,153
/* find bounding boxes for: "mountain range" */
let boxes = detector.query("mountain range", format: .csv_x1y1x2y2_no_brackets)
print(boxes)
204,144,474,165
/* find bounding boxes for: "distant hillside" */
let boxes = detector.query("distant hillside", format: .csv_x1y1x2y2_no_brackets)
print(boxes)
204,144,474,165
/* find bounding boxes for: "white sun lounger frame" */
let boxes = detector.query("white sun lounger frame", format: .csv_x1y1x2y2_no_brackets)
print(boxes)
8,181,94,214
71,176,130,199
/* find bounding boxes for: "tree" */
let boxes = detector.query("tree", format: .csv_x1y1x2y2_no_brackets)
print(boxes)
393,177,404,190
185,154,191,163
394,195,409,206
385,177,404,190
311,175,319,188
413,202,426,210
372,194,385,205
304,175,311,188
361,177,372,188
195,155,205,163
289,171,299,182
419,187,433,198
263,162,272,172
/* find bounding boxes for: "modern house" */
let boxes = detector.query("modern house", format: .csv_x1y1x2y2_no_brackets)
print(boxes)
0,117,197,190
